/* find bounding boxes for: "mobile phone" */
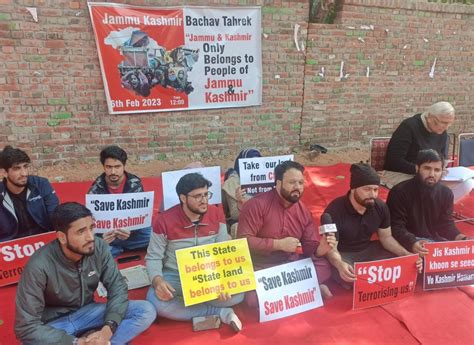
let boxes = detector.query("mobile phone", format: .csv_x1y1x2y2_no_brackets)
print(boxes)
192,315,221,331
117,255,141,264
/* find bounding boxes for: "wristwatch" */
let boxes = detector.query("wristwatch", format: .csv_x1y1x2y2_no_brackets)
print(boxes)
105,320,118,334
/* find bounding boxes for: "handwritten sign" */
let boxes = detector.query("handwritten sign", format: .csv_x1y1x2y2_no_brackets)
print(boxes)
85,191,154,233
239,155,293,196
254,258,323,322
353,255,418,310
423,240,474,290
161,166,221,210
0,232,57,287
176,239,255,306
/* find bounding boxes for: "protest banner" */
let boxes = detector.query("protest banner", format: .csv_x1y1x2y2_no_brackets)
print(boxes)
161,166,221,210
353,255,418,310
423,240,474,290
254,258,323,322
238,155,293,196
88,3,262,114
176,239,255,306
85,191,154,233
0,232,57,287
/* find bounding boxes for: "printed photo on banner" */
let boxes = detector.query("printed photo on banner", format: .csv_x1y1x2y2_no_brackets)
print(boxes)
423,240,474,290
238,155,294,196
353,255,418,310
161,166,221,210
0,231,57,287
254,258,323,322
85,191,154,233
88,3,262,114
175,239,256,306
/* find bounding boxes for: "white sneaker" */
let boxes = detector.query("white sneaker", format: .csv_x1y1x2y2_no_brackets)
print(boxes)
220,308,242,333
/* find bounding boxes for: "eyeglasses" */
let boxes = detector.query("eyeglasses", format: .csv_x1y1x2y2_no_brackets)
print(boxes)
187,191,213,201
431,115,453,127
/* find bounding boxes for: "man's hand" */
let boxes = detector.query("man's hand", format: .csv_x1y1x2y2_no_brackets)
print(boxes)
235,187,248,206
412,240,429,256
415,256,423,273
153,276,176,301
274,237,300,253
115,229,130,240
84,325,112,345
217,292,232,302
102,230,116,244
317,233,337,256
337,261,356,282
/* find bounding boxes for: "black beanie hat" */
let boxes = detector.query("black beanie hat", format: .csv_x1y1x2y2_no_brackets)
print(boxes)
350,163,380,189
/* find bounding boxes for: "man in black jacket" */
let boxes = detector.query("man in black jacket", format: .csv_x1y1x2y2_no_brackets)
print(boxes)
387,150,471,256
0,146,59,241
15,202,156,345
88,145,151,257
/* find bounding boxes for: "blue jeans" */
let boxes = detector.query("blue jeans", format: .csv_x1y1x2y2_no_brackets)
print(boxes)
47,301,156,344
146,270,244,321
109,227,152,257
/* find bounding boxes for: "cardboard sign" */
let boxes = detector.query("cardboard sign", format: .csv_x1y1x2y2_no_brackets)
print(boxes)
254,258,323,322
161,166,221,210
238,155,293,196
0,232,57,287
423,240,474,290
85,191,154,233
88,3,262,114
176,239,255,306
353,255,418,310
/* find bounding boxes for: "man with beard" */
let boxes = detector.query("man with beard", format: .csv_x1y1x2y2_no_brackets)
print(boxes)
15,202,156,344
146,173,244,332
88,145,151,257
237,161,336,299
387,149,471,256
323,163,418,285
0,146,59,241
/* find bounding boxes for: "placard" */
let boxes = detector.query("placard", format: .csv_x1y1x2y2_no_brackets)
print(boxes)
238,155,293,196
85,191,154,233
176,239,255,306
254,258,323,322
423,240,474,290
353,255,418,310
0,232,57,287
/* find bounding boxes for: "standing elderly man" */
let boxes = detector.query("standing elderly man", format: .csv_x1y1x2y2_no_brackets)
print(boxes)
383,101,472,202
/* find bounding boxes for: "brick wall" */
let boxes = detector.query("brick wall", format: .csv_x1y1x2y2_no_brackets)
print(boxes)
0,0,473,166
301,0,474,149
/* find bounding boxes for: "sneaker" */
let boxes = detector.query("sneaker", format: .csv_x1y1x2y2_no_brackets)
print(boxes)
219,308,242,333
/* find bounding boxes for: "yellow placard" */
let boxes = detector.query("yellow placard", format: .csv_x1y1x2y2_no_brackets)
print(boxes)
176,238,256,306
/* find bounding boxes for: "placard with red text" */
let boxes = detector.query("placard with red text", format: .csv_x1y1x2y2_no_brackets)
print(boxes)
0,232,57,287
254,258,323,322
423,240,474,290
353,255,418,310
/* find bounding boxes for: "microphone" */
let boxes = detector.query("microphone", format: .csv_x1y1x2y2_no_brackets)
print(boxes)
319,213,337,235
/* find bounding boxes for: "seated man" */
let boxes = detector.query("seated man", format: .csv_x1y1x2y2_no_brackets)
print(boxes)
146,173,243,332
387,149,471,256
88,145,151,257
0,146,59,241
323,163,421,285
15,202,156,344
383,101,473,202
237,161,335,300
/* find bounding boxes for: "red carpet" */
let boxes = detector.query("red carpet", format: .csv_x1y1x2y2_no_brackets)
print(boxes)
1,164,473,344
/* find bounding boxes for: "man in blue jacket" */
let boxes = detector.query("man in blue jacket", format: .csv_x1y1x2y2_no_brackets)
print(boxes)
0,146,59,241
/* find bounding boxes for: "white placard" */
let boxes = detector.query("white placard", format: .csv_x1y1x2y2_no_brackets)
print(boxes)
254,258,323,322
239,155,293,196
85,191,154,233
161,166,222,211
442,166,474,182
